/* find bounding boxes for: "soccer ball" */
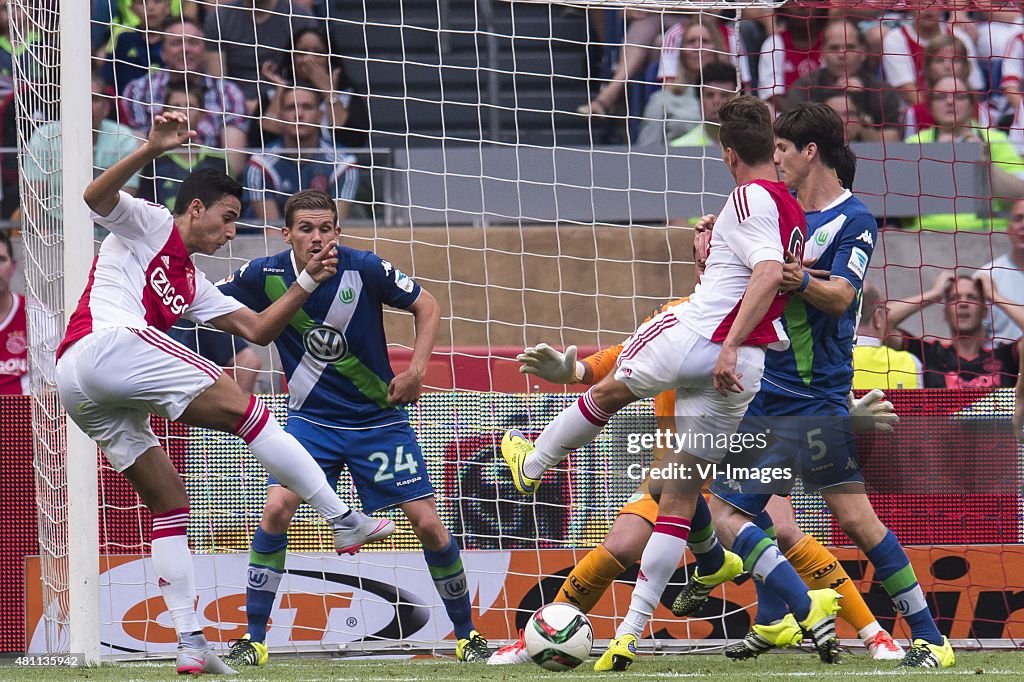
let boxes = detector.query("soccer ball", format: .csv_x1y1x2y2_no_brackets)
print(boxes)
523,603,594,671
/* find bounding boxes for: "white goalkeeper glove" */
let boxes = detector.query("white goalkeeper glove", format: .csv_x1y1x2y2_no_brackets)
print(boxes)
848,389,899,434
517,343,585,384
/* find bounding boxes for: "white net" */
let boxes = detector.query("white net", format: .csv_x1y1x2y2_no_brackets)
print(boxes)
14,0,1024,662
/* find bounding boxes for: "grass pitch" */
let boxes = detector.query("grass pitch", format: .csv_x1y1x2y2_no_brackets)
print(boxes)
1,651,1023,681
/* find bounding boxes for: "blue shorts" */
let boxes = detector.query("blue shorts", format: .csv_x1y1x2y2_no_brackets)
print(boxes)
710,388,862,516
270,417,435,514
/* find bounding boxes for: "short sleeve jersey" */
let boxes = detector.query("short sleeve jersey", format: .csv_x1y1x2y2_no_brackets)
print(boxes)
57,192,244,358
677,179,806,351
218,246,421,427
763,191,877,400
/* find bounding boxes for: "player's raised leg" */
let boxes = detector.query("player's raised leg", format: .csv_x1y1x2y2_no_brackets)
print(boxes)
502,375,641,494
181,376,393,553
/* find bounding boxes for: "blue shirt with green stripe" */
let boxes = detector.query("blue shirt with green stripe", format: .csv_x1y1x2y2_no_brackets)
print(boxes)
763,190,876,401
219,246,421,427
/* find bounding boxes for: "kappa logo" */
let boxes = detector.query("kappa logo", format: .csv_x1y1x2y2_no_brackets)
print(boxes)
339,287,355,304
857,230,874,246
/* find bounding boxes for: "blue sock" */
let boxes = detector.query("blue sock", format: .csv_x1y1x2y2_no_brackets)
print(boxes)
749,511,789,625
247,527,287,643
689,495,725,576
754,510,776,540
733,522,811,621
866,530,942,645
423,537,474,640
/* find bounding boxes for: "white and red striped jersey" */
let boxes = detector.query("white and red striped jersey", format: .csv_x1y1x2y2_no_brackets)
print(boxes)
0,292,27,394
677,179,805,350
756,30,823,101
57,192,243,359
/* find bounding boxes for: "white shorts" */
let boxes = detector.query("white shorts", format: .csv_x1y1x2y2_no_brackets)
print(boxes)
614,311,764,463
55,326,222,472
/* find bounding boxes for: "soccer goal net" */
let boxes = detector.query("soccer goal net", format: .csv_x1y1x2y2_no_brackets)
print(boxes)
8,0,1023,664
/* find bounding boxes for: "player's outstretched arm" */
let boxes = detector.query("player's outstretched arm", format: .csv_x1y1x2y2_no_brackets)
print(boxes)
207,241,339,346
84,111,196,217
713,259,784,395
387,289,441,406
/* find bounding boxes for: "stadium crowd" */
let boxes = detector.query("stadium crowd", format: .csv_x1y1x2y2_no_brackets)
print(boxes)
0,0,1021,396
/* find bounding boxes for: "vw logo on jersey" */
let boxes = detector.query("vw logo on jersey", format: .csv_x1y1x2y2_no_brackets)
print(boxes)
303,324,349,362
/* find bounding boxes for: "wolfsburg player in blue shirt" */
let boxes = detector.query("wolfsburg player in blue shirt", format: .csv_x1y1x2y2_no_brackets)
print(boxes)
680,104,953,668
218,190,490,666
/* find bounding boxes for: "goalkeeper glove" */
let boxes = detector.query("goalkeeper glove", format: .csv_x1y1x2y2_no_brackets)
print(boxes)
517,343,585,384
848,389,899,434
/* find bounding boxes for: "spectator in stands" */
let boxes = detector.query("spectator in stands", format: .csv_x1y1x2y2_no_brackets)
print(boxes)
636,23,727,146
886,272,1023,388
853,283,923,390
0,230,26,394
245,86,360,223
23,73,142,221
905,74,1024,231
577,10,686,118
882,8,983,109
169,320,263,393
144,84,228,211
786,18,902,142
822,93,882,143
203,0,319,111
100,0,173,92
120,19,249,176
0,0,40,101
978,197,1024,343
260,27,369,149
756,2,828,113
904,35,976,137
667,62,738,148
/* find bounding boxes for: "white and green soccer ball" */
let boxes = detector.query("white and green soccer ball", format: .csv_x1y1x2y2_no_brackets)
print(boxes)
524,603,594,671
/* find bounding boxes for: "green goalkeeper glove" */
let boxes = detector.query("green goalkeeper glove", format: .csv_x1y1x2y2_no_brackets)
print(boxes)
848,389,899,434
517,343,585,384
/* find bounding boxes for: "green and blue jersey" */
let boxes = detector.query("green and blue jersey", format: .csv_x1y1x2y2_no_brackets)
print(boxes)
763,190,877,401
219,246,421,427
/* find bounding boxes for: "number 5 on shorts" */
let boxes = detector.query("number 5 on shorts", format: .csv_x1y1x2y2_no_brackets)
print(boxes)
806,428,828,461
368,445,420,483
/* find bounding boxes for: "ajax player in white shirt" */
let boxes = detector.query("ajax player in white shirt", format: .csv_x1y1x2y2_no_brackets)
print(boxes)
501,96,841,671
54,112,393,675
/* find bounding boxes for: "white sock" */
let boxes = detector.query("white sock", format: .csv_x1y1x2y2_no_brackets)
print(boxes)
617,516,690,638
236,397,351,522
151,511,200,637
859,622,884,642
526,391,611,479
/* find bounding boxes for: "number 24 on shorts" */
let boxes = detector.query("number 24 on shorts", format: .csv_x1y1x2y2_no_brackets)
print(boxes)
368,446,420,482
